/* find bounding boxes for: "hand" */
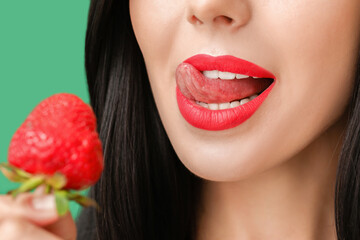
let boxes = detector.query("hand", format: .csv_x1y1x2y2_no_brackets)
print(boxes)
0,188,77,240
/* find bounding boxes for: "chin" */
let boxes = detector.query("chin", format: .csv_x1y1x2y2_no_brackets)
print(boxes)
175,143,275,182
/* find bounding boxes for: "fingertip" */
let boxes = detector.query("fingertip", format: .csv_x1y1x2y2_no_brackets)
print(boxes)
1,192,60,227
19,193,59,226
31,194,56,211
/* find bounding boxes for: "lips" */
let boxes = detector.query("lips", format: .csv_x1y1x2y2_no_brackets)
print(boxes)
175,54,276,131
176,63,273,103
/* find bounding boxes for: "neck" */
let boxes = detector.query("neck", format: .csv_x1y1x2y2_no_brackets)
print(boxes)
196,115,347,240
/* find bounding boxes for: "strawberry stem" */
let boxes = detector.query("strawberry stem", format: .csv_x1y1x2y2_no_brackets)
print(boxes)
45,184,52,194
11,176,45,198
0,163,30,182
1,163,100,216
54,190,70,216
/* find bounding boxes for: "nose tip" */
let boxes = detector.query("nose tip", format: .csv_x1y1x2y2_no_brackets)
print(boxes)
187,0,251,30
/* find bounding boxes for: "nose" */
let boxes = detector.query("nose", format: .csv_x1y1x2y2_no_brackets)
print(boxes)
187,0,251,30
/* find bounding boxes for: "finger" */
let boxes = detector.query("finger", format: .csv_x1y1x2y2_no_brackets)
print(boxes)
33,185,47,195
0,193,58,226
0,194,77,239
0,217,62,240
45,211,77,240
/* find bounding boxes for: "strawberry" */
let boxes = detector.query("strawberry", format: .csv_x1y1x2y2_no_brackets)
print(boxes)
0,93,103,215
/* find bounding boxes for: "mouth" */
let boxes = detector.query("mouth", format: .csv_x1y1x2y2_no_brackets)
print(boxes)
175,54,276,131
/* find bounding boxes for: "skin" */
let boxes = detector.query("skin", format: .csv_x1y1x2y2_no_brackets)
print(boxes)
130,0,360,239
0,186,76,240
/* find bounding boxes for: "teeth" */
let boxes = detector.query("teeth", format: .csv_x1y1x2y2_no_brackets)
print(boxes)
236,74,248,79
203,70,219,79
240,98,250,105
219,102,231,110
203,70,250,80
230,101,240,108
208,103,219,110
218,71,236,80
249,94,257,100
195,94,258,110
198,101,209,109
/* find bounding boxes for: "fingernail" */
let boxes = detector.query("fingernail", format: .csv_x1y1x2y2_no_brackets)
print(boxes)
31,195,55,210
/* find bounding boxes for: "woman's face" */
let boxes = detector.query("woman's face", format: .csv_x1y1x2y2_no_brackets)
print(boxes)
130,0,360,181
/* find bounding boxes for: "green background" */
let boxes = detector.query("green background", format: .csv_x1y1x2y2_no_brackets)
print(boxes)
0,1,91,219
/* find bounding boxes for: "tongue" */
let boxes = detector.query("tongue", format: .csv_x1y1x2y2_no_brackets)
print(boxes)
176,63,273,103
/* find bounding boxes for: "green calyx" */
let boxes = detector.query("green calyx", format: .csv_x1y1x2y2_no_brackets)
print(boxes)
0,162,99,216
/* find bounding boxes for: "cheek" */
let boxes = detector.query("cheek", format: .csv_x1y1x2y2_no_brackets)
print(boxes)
129,0,182,74
129,0,186,137
262,0,359,152
264,0,360,96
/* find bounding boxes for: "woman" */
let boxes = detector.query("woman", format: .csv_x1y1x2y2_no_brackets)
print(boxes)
0,0,359,239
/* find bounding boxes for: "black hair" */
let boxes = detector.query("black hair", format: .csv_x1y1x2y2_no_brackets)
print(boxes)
335,43,360,238
76,1,201,239
76,1,360,239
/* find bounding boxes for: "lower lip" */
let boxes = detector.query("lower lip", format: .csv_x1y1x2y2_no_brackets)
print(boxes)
176,80,276,131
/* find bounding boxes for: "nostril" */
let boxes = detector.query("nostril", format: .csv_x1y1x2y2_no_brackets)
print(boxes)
190,15,203,25
214,15,233,25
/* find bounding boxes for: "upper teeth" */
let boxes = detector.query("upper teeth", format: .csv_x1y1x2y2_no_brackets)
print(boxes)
203,70,261,80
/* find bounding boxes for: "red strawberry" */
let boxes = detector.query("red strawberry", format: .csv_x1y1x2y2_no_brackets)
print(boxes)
0,93,103,215
7,93,103,190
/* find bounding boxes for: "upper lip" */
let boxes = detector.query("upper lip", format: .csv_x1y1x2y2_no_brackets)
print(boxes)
183,54,276,79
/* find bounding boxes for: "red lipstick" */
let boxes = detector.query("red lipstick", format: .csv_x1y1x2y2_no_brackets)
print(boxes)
175,54,276,131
